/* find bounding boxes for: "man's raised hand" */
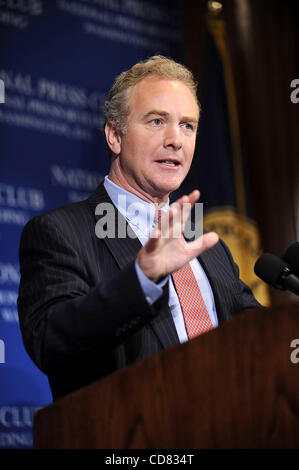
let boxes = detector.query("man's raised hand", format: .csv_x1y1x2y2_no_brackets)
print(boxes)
137,190,219,281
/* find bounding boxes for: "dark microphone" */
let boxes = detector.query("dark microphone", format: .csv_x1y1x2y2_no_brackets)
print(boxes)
282,242,299,277
254,253,299,296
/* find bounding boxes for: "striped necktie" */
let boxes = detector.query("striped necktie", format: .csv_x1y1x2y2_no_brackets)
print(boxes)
154,208,213,339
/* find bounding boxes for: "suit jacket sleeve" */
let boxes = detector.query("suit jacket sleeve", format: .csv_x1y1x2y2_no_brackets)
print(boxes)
17,211,165,375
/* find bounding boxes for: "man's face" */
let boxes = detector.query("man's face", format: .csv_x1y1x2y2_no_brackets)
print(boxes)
108,76,199,203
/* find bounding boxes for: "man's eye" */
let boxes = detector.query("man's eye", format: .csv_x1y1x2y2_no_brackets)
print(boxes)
151,118,162,126
182,123,193,131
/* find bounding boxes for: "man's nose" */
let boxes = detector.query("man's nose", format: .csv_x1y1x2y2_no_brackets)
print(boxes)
163,125,183,151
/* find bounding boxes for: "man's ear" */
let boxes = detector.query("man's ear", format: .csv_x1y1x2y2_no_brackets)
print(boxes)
105,121,122,155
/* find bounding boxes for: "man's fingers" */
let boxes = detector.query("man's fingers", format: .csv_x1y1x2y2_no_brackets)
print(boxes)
169,190,201,230
145,228,162,251
187,189,200,206
201,231,219,251
187,231,219,255
170,190,200,210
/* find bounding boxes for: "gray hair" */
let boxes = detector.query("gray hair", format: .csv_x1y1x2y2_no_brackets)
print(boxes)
104,55,199,135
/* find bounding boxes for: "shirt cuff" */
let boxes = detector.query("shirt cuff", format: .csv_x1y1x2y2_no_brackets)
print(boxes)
135,260,168,305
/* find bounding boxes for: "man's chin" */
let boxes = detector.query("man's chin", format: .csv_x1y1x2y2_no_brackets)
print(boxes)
160,178,186,193
151,182,182,199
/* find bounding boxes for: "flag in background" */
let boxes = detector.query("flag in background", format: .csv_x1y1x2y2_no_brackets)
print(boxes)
195,7,270,306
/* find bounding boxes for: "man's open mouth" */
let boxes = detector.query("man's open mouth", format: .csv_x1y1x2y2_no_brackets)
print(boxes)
156,159,180,167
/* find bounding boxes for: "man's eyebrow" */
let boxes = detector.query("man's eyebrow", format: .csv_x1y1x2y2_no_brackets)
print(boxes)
143,110,170,119
143,110,198,123
183,116,199,124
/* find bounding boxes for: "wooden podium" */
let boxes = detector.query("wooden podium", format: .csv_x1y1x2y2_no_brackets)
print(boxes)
34,303,299,449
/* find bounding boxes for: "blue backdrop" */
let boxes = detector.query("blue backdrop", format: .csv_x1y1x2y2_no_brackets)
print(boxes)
0,0,184,448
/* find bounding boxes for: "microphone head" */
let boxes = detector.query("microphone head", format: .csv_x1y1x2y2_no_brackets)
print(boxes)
282,242,299,276
254,253,290,289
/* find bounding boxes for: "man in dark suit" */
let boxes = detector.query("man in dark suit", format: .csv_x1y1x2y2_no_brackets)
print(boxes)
18,56,259,401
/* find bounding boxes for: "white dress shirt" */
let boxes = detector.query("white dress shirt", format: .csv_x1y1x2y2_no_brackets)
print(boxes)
104,176,218,343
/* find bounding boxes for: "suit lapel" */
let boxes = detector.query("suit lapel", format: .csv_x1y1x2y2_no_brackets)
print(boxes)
149,298,180,349
197,247,228,324
87,181,179,349
87,180,141,268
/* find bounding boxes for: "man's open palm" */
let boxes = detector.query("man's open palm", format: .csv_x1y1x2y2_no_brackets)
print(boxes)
137,190,219,281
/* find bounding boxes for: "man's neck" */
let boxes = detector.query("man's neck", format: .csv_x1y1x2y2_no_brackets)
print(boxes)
108,168,169,207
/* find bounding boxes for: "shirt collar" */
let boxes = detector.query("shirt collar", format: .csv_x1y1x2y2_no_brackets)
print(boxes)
104,175,169,236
